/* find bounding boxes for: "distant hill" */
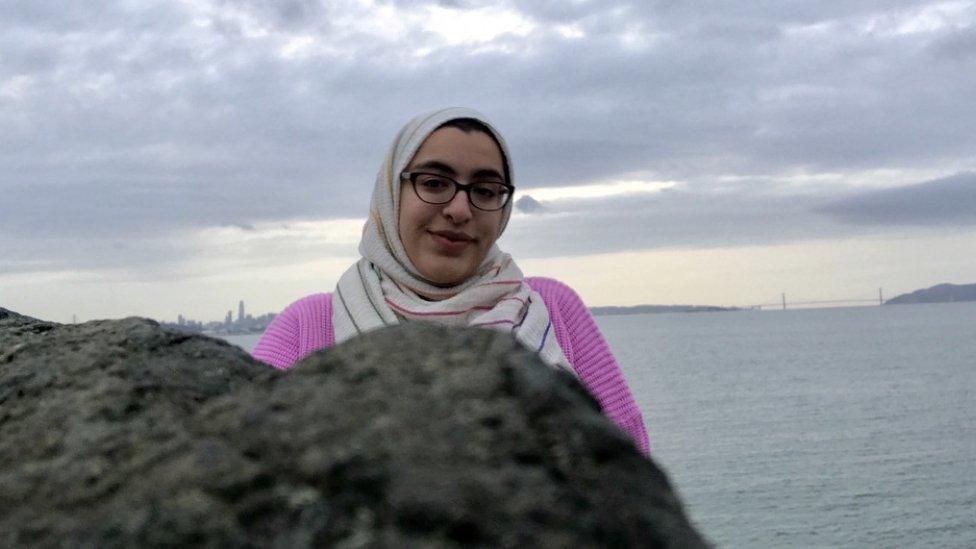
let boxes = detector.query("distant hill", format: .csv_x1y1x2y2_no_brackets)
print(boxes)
885,283,976,305
590,304,739,316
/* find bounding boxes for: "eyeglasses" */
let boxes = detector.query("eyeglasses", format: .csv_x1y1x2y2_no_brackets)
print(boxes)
401,171,514,212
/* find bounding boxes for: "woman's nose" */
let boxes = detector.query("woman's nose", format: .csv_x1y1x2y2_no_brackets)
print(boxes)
442,188,474,223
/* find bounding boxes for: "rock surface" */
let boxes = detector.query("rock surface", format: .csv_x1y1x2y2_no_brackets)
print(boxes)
0,307,709,548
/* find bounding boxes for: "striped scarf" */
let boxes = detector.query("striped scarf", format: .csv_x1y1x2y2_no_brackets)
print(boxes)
332,107,571,373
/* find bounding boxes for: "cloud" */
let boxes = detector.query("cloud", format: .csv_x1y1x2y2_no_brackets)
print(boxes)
2,0,976,284
0,217,363,282
502,182,843,258
505,168,976,259
929,24,976,59
818,171,976,225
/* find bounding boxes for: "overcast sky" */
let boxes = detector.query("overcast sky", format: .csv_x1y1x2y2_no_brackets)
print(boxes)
2,0,975,322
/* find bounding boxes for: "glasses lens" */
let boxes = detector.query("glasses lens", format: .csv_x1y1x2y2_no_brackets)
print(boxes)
470,182,510,210
413,174,455,204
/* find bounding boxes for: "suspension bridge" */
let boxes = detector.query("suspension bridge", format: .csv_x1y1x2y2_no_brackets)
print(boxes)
749,289,886,310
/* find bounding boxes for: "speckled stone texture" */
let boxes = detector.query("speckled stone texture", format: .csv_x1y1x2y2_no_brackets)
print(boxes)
0,307,709,548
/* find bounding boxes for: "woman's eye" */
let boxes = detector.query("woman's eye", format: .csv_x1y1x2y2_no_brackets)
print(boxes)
473,186,497,199
473,183,506,199
420,176,451,191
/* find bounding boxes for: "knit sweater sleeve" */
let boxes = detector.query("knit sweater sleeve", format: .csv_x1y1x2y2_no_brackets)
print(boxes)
526,277,650,454
252,293,333,370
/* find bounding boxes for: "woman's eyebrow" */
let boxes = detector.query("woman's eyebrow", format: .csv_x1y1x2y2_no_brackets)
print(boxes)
411,160,457,174
471,168,504,180
411,160,503,180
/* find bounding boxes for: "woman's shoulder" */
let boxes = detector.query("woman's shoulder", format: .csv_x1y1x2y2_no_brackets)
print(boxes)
280,292,333,318
524,277,586,309
252,293,333,369
525,276,574,294
276,292,334,338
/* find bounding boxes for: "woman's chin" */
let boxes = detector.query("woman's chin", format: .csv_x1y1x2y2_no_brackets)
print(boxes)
419,263,473,287
428,273,467,288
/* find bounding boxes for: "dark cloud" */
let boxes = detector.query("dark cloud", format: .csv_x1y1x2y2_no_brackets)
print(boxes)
508,0,608,23
929,25,976,60
216,0,329,30
818,172,976,225
503,184,842,258
514,0,931,27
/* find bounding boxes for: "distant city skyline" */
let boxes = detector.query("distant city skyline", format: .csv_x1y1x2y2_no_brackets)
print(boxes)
50,282,956,326
160,299,276,335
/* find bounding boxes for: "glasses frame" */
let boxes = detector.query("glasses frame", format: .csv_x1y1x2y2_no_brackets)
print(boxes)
400,171,515,212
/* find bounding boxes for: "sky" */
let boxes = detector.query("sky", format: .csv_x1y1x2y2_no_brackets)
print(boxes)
2,0,975,323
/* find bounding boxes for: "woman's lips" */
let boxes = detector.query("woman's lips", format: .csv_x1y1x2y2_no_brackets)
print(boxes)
429,230,474,254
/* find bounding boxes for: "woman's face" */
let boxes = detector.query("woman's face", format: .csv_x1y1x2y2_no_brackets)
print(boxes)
399,126,506,286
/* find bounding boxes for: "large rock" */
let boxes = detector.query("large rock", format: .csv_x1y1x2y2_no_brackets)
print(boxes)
0,307,709,548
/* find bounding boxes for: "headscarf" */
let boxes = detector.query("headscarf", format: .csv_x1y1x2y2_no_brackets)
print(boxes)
332,107,572,373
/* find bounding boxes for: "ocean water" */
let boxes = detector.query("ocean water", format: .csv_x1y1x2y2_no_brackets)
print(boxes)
597,302,976,548
224,333,262,353
225,302,976,547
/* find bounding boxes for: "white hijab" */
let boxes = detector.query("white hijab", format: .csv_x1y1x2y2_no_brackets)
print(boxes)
332,107,572,373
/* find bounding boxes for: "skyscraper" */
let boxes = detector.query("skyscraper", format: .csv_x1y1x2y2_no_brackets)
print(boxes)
238,300,245,322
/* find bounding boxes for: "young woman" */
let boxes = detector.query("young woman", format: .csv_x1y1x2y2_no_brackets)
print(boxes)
253,107,649,453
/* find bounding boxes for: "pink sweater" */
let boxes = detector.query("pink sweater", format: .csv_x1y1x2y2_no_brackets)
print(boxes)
253,277,649,454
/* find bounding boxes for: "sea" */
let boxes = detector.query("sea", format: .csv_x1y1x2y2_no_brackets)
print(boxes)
223,301,976,548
